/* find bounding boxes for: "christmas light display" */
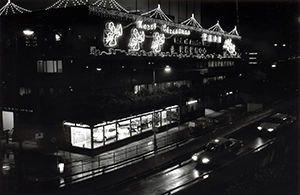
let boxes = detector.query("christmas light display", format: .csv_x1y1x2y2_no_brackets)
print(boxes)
162,24,190,35
223,39,237,56
228,26,239,37
136,20,157,31
180,14,202,29
128,28,145,51
93,0,129,13
46,0,87,10
151,32,165,53
103,21,123,47
88,5,241,40
141,4,173,22
208,21,224,33
0,0,31,15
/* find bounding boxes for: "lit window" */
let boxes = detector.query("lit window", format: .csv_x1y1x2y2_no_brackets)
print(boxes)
19,87,31,96
37,60,63,73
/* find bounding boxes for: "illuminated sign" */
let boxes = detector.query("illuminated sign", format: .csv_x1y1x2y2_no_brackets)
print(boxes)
202,33,222,43
136,20,157,31
103,21,123,47
162,24,190,35
223,39,236,56
136,20,189,35
151,32,165,53
128,28,145,51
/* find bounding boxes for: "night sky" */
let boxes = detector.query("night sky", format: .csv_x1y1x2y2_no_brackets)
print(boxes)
1,0,299,59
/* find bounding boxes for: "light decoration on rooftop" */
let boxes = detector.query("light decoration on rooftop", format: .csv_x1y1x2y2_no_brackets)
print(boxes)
180,14,202,29
93,0,129,13
128,28,145,51
208,21,225,33
46,0,87,10
228,26,240,37
151,32,165,53
0,0,31,15
103,21,123,47
223,39,237,56
141,4,173,22
88,5,241,40
201,21,226,43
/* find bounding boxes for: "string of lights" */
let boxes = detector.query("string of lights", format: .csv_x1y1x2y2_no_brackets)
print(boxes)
141,4,173,22
228,26,239,37
180,14,203,29
208,21,225,33
46,0,87,10
93,0,129,13
0,0,31,16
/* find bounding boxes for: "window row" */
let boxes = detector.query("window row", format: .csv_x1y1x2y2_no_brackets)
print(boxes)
37,60,63,73
203,76,226,85
208,60,234,68
66,105,180,149
134,80,191,94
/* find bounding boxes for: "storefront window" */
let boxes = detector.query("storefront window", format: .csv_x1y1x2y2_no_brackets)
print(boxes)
153,111,161,127
161,110,169,126
71,127,91,149
131,118,141,135
141,114,152,132
117,120,131,140
93,126,104,148
104,123,118,144
67,105,179,150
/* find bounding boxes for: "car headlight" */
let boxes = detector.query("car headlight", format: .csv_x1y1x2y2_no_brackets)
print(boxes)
267,128,274,132
257,126,262,130
192,155,198,161
202,158,210,164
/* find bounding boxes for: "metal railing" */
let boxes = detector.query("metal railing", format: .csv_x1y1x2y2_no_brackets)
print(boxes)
59,126,193,187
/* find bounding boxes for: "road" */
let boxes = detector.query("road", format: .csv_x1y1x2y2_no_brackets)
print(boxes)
97,112,297,195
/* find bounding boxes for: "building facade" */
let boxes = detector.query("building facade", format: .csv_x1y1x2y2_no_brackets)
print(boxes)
1,2,242,152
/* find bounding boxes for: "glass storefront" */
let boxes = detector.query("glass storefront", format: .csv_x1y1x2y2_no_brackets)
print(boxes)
64,105,180,149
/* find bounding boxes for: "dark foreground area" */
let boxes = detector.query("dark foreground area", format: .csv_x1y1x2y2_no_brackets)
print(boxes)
205,142,299,195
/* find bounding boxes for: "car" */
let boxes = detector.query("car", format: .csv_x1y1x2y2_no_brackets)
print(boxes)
257,113,296,134
93,128,118,142
191,137,243,169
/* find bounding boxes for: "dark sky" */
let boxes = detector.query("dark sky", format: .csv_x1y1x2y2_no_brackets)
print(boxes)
1,0,299,58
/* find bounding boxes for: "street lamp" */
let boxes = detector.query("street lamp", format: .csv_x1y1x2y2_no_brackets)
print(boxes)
23,29,34,36
152,65,171,152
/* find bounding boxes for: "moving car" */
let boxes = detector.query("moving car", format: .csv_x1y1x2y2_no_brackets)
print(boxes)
191,137,243,169
257,113,296,134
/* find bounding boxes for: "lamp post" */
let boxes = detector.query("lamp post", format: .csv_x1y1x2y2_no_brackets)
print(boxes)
152,65,171,152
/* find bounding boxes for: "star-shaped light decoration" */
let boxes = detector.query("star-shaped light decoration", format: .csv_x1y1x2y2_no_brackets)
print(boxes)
0,0,31,15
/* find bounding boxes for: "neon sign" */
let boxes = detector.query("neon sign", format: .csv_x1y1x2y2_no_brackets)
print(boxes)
223,39,236,56
103,22,123,47
136,20,157,31
202,33,222,43
151,32,165,53
162,24,190,35
128,28,145,51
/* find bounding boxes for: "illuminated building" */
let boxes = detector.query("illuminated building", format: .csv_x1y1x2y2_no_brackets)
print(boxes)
1,1,242,153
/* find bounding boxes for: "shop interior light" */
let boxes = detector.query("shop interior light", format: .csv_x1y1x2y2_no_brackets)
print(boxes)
187,100,197,105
